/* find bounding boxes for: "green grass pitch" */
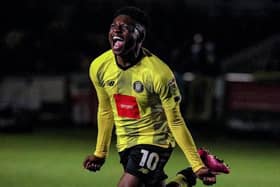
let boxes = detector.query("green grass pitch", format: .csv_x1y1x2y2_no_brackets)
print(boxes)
1,128,280,187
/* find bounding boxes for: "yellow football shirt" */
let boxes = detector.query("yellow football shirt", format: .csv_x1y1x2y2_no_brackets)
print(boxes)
89,48,204,172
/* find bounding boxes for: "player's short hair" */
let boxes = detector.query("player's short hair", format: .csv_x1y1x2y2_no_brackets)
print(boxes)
113,6,149,29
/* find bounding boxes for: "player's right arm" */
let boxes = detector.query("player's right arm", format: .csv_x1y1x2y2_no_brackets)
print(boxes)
154,63,216,184
83,61,114,172
92,82,114,158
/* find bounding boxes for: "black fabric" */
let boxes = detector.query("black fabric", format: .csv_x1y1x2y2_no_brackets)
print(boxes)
119,144,173,185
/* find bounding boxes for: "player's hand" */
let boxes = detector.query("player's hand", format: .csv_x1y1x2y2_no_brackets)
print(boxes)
195,167,216,185
83,155,105,172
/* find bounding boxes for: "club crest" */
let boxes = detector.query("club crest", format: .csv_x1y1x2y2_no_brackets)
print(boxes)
133,81,144,93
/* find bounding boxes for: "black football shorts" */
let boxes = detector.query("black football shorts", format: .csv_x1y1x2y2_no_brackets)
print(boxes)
119,144,173,185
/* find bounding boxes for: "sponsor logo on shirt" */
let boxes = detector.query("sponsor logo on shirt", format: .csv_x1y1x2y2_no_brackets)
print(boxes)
106,80,115,86
114,94,140,119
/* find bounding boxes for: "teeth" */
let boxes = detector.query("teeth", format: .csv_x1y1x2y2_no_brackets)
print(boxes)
113,36,124,41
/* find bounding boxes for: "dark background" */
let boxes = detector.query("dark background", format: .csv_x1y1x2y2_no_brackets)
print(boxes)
1,0,280,75
1,0,280,136
1,3,279,186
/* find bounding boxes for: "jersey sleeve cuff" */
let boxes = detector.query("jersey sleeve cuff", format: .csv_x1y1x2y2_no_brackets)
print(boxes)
94,151,107,158
192,164,206,173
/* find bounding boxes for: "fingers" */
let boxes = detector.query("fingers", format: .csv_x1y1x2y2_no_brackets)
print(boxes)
83,159,90,169
83,155,93,169
83,159,94,169
202,175,216,185
210,171,221,175
203,172,216,185
195,167,216,185
83,155,105,172
83,159,100,171
86,162,102,172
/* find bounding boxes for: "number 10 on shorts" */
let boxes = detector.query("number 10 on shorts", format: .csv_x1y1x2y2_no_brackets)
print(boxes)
139,149,160,171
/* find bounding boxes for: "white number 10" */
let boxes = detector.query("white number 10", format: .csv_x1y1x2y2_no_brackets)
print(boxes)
139,149,160,171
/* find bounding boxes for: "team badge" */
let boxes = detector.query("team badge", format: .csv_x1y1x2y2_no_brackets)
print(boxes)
133,81,144,93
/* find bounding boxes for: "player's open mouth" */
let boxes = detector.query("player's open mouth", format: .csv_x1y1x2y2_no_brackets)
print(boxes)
112,36,125,51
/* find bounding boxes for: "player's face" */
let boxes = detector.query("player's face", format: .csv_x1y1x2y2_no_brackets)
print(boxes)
108,15,138,56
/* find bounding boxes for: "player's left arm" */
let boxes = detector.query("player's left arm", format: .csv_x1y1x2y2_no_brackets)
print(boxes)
164,104,204,172
155,68,204,173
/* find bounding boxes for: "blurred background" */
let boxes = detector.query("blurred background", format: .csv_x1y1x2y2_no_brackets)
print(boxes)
1,0,280,135
1,1,280,187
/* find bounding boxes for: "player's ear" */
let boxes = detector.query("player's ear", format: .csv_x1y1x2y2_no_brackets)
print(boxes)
134,24,146,43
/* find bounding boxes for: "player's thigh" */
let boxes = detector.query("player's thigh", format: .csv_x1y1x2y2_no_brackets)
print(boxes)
118,172,142,187
145,180,165,187
117,172,165,187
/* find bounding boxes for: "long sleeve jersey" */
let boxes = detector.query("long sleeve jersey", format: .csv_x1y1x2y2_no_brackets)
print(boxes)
89,48,205,172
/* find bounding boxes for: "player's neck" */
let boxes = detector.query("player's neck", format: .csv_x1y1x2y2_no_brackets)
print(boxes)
116,49,143,69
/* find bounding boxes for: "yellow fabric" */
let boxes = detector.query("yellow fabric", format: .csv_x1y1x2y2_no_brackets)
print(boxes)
90,65,114,158
168,174,188,187
164,106,204,172
89,48,204,171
